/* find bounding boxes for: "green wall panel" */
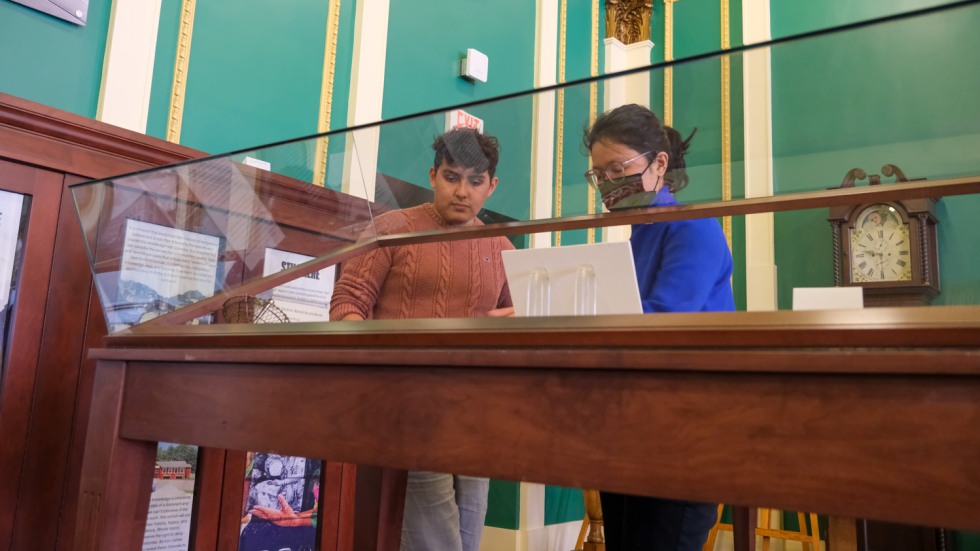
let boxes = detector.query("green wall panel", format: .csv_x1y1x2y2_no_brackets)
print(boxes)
176,0,330,154
485,479,521,530
671,58,721,204
381,0,535,119
674,0,721,59
544,486,586,526
771,2,980,309
556,0,603,247
0,0,111,117
771,0,956,39
146,0,182,141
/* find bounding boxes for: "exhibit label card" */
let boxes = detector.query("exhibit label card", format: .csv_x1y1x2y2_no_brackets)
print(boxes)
261,248,335,322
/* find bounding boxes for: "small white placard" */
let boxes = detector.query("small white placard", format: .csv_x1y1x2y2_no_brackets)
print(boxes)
262,248,335,322
243,156,271,171
503,241,642,317
792,287,864,311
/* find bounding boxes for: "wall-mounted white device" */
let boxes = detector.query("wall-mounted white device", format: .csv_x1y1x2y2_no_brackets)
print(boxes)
460,48,489,83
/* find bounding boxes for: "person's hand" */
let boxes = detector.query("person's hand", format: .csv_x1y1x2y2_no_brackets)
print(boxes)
341,313,365,321
248,495,313,527
487,307,515,317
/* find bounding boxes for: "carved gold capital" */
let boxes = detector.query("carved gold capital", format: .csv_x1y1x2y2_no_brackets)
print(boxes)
605,0,653,44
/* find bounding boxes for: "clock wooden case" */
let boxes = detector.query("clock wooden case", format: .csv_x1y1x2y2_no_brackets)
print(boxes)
829,196,940,307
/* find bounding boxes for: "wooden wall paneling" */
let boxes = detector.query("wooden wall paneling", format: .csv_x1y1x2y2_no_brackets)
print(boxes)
319,462,348,551
107,350,980,531
11,175,100,549
74,360,157,550
193,447,231,550
0,161,64,548
56,287,108,551
0,93,200,180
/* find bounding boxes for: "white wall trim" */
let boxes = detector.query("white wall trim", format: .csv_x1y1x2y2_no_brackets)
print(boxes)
342,0,390,201
529,0,559,249
742,0,777,311
97,0,163,133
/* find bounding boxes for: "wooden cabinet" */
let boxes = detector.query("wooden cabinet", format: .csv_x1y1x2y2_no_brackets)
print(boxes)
0,92,200,550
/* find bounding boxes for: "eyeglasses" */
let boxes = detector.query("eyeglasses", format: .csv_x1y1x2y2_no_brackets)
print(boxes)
584,151,654,189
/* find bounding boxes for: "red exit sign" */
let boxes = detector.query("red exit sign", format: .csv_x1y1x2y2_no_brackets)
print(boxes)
446,109,484,133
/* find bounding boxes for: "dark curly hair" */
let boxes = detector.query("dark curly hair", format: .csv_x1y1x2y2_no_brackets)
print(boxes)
433,128,500,179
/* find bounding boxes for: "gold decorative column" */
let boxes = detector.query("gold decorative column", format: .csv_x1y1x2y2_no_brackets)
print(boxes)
721,0,733,247
663,0,678,126
587,0,600,243
313,0,342,188
166,0,196,144
554,0,567,246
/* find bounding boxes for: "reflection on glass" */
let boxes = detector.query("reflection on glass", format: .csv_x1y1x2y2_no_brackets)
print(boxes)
0,191,30,385
67,1,980,332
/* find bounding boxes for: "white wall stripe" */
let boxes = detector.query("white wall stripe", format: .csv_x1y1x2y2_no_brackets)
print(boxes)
530,0,559,249
342,0,389,201
742,0,777,311
97,0,163,133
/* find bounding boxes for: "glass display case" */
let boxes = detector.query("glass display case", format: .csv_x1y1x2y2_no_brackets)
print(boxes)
69,2,980,550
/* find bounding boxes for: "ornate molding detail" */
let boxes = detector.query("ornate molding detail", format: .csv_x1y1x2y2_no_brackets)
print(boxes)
314,0,343,188
605,0,653,44
0,92,201,177
588,0,599,243
721,0,732,248
167,0,196,144
663,0,679,126
555,0,567,246
832,221,842,286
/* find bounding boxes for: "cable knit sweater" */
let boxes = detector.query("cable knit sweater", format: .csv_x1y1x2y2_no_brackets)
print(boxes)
329,203,514,320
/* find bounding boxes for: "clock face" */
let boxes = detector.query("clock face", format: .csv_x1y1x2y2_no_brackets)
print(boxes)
849,205,913,283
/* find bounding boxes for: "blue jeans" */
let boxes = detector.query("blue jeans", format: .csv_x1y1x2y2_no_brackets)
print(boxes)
600,492,719,551
400,471,489,551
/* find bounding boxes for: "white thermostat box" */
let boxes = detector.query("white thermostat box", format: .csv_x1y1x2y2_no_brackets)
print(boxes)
460,49,489,83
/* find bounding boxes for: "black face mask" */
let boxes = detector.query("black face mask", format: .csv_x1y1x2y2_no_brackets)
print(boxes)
598,173,659,210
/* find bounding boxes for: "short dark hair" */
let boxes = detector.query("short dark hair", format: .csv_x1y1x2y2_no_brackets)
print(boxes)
433,128,500,179
583,103,695,193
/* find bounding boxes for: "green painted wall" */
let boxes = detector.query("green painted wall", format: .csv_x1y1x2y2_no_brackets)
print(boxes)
147,0,356,186
380,0,536,120
146,0,182,140
176,0,328,153
771,1,980,542
771,1,980,310
654,0,747,309
771,0,954,39
486,480,521,530
0,0,111,117
555,0,604,247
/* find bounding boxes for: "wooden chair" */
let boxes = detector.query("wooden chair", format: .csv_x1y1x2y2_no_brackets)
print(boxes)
703,506,821,551
573,489,604,551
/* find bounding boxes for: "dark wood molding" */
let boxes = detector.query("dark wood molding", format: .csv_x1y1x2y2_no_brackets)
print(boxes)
73,309,980,551
105,304,980,354
0,92,202,177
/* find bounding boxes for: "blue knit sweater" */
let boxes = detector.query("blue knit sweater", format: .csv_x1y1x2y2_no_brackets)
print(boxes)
630,187,735,313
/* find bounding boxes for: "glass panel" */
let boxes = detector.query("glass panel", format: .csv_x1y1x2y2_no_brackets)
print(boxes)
0,190,31,389
71,138,375,332
69,0,980,330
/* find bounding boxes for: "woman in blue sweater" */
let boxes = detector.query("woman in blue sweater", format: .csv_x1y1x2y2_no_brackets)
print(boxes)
584,103,735,550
